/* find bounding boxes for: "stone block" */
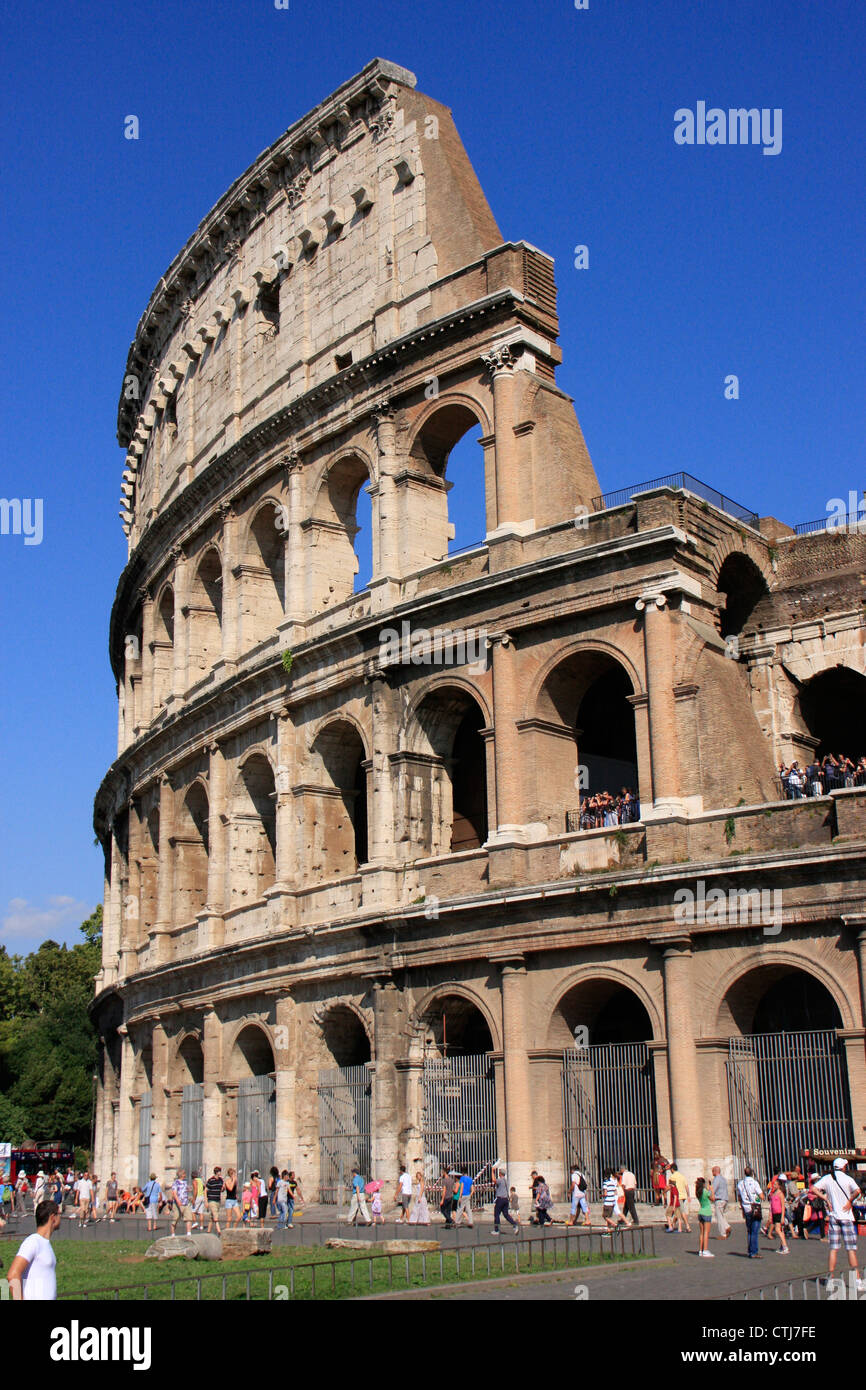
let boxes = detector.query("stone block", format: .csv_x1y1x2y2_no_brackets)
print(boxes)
221,1227,273,1259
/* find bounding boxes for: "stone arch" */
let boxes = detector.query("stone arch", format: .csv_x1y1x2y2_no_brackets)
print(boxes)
545,967,664,1048
715,551,771,639
407,395,491,560
708,535,774,599
228,751,277,905
242,500,285,644
307,717,369,872
315,1002,373,1067
174,778,209,922
171,1030,205,1086
227,1021,276,1080
410,983,501,1059
152,583,175,707
713,951,858,1036
526,642,643,832
188,544,223,679
797,665,866,761
403,682,490,855
309,451,373,606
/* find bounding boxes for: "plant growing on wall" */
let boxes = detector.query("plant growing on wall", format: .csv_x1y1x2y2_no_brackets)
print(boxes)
281,649,293,676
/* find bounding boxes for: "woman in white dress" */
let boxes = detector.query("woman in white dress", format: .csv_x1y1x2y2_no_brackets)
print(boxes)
409,1170,430,1225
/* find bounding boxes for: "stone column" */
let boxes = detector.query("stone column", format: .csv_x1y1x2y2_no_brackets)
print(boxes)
496,955,534,1195
120,801,142,976
138,587,154,728
487,633,524,839
283,451,306,628
274,993,299,1167
371,978,403,1181
116,1028,137,1189
104,825,123,985
636,594,683,816
370,400,400,602
659,937,704,1187
151,774,175,964
150,1021,169,1179
199,742,226,950
202,1007,223,1176
171,546,189,701
483,346,519,533
218,502,239,671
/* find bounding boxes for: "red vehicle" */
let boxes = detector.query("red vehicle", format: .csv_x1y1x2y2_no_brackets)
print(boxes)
8,1145,74,1186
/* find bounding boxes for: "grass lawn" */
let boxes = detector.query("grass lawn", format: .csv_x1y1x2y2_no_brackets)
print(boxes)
2,1234,649,1300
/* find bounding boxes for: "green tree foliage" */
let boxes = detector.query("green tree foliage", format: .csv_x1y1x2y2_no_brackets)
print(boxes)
0,906,102,1148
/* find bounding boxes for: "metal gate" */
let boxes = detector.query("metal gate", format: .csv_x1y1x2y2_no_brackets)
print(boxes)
236,1074,276,1182
726,1031,853,1186
561,1043,657,1201
180,1082,204,1178
137,1091,152,1187
317,1065,372,1204
422,1053,497,1207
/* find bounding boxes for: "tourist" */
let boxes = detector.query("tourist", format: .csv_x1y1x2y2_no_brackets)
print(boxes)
347,1166,372,1226
143,1173,162,1232
736,1165,765,1259
665,1161,691,1234
509,1186,522,1227
267,1166,279,1220
224,1167,241,1226
618,1164,639,1225
253,1170,268,1225
695,1177,714,1257
534,1174,554,1226
764,1175,790,1254
438,1167,455,1228
569,1165,590,1226
492,1166,519,1234
286,1171,303,1227
370,1186,384,1223
711,1165,731,1239
206,1166,224,1235
409,1170,430,1225
105,1172,119,1222
394,1164,414,1223
191,1170,206,1229
170,1168,193,1236
529,1169,541,1224
14,1172,30,1214
275,1170,290,1229
77,1171,93,1227
6,1200,61,1300
242,1181,254,1224
453,1164,486,1227
602,1169,625,1231
812,1157,865,1293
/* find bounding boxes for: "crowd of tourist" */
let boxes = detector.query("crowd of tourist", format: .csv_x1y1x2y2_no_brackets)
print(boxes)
576,788,641,830
779,753,866,799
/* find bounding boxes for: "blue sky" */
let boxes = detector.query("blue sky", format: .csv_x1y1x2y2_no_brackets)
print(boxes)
0,0,863,953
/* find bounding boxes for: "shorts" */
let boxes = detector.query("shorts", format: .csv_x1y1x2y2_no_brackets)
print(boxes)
602,1204,615,1219
699,1215,712,1224
193,1197,206,1213
225,1199,238,1209
172,1204,193,1222
208,1201,221,1221
400,1194,411,1212
146,1204,158,1220
827,1217,858,1252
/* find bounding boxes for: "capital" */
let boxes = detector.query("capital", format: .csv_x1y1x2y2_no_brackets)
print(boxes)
482,345,515,378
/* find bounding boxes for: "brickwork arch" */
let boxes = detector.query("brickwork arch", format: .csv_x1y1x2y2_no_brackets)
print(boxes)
543,965,664,1048
225,1020,276,1080
409,983,502,1058
709,947,859,1035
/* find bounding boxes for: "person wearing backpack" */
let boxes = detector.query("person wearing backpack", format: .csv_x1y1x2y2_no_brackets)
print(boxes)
142,1173,162,1233
812,1158,865,1293
569,1166,590,1226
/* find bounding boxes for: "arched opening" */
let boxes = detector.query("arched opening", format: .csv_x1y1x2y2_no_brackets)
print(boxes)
311,720,368,874
139,804,159,936
535,651,639,832
721,966,853,1184
409,402,488,562
420,994,497,1204
554,979,658,1200
170,1035,204,1180
232,1025,276,1183
228,755,276,905
244,504,284,645
798,667,866,764
176,1035,204,1085
188,547,222,680
175,782,209,922
311,455,372,607
320,1006,372,1068
413,687,488,855
316,1007,373,1203
153,586,175,707
717,553,770,639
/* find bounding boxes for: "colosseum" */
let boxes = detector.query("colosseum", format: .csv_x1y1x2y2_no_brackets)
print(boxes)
92,59,866,1205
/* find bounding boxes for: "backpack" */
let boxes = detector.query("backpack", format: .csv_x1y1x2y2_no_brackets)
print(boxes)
577,1173,587,1192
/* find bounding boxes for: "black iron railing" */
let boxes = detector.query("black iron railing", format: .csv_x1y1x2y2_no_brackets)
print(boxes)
591,472,759,528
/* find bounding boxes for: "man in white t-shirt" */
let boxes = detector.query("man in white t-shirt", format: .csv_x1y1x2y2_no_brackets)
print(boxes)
394,1166,414,1223
7,1199,61,1300
812,1158,864,1292
77,1172,93,1226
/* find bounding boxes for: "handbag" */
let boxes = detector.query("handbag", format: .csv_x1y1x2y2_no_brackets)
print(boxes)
750,1201,762,1221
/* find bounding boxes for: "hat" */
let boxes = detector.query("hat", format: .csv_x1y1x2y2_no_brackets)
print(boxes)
832,1157,848,1170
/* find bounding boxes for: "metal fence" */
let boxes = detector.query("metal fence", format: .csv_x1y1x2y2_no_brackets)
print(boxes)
779,767,864,800
561,1044,657,1202
58,1224,655,1301
138,1092,152,1187
422,1053,498,1207
726,1032,853,1188
794,516,866,536
317,1065,372,1204
591,472,759,528
181,1083,204,1179
565,798,641,833
236,1074,276,1183
724,1272,839,1301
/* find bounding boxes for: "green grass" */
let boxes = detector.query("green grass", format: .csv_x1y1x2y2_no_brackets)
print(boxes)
2,1235,649,1301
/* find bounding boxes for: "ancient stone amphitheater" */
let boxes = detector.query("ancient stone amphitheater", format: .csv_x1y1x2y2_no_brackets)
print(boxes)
93,60,866,1203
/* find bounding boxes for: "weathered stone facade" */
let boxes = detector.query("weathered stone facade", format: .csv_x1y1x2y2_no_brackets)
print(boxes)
93,60,866,1202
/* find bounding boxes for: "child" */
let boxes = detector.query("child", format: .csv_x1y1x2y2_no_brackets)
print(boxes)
371,1189,384,1224
242,1181,253,1224
509,1186,521,1228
